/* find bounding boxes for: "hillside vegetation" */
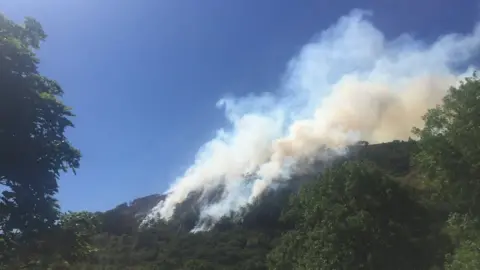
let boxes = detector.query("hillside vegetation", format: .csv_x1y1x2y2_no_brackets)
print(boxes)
2,13,480,270
68,140,420,270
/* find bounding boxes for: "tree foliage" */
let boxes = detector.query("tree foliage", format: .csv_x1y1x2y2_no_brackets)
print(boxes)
443,213,480,270
268,161,438,270
0,13,82,268
412,74,480,268
413,73,480,214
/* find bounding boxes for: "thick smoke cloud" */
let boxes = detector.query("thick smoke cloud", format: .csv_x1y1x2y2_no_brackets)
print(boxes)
144,10,480,229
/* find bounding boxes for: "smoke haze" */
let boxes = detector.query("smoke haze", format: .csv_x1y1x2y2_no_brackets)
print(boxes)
144,9,480,229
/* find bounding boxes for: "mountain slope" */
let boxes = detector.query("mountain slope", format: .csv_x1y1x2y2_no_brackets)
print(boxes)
73,140,419,270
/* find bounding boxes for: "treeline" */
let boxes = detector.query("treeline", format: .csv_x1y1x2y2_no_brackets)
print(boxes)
2,13,480,270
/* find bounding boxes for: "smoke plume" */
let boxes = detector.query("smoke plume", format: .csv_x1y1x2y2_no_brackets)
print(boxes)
144,10,480,229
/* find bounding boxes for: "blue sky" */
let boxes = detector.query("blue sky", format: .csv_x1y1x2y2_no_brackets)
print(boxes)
1,0,478,212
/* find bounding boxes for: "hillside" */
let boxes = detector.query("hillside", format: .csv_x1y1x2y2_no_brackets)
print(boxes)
71,140,420,270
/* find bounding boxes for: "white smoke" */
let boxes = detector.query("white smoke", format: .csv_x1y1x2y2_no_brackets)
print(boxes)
144,9,480,229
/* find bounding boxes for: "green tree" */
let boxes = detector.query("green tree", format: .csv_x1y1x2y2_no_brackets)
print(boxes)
443,213,480,270
57,212,101,261
413,73,480,215
413,73,480,269
0,13,81,267
268,161,438,270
